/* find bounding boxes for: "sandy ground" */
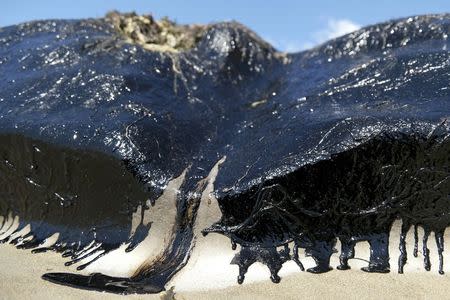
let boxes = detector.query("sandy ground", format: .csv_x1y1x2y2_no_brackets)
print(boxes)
1,160,448,299
1,221,450,300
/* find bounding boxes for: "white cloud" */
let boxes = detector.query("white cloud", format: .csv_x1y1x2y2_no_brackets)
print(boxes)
313,18,361,44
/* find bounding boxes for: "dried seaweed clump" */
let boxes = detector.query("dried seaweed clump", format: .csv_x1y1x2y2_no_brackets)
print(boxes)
106,11,207,53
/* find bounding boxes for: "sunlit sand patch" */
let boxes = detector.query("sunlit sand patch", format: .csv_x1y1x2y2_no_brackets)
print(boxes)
81,168,188,277
34,233,60,250
8,224,31,245
0,212,14,233
171,216,450,292
0,215,19,240
169,157,243,291
0,195,449,297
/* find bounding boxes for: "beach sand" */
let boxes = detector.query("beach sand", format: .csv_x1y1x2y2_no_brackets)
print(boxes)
1,221,450,300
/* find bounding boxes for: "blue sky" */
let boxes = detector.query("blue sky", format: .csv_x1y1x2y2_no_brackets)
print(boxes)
1,0,449,52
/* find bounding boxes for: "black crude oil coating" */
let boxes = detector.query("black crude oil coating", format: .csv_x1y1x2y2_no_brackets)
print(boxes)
0,13,449,293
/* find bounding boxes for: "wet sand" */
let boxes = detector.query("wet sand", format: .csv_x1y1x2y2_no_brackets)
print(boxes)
1,222,450,299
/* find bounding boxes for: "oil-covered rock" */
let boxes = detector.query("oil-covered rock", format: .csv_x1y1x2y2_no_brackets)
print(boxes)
0,12,449,294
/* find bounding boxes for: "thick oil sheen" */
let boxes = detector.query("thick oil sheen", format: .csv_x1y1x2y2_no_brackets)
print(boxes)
0,13,449,293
